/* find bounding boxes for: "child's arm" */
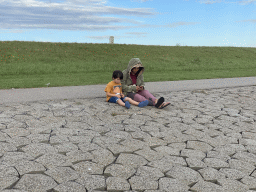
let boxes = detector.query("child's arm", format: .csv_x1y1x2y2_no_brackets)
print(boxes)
106,92,119,97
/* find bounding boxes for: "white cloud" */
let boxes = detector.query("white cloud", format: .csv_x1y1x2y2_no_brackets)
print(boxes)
236,19,256,23
167,22,201,28
87,34,147,40
0,0,155,31
196,0,224,4
125,32,147,37
238,0,256,4
125,32,148,35
65,0,107,5
196,0,256,4
131,0,152,2
86,35,111,39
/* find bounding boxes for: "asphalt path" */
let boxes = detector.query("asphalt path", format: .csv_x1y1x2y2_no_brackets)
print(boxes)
1,76,256,104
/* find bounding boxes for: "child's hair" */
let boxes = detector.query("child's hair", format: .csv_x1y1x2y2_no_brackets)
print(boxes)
112,70,123,80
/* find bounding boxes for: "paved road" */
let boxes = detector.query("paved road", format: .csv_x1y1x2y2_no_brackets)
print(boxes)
0,76,256,104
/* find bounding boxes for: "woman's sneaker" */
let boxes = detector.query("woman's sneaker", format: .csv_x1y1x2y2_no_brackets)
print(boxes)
125,101,131,109
138,100,149,107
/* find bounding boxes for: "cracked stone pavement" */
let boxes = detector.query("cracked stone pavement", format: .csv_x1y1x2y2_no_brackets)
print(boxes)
0,85,256,192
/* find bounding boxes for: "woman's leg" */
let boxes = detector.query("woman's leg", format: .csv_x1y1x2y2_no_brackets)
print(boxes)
135,90,157,106
126,91,169,108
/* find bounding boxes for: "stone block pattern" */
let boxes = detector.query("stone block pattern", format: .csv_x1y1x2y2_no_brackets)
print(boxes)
0,85,256,191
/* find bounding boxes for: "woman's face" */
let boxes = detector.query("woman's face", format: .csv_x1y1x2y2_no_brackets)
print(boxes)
132,67,140,74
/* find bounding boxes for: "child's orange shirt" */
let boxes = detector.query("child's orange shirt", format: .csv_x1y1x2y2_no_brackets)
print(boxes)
104,81,123,102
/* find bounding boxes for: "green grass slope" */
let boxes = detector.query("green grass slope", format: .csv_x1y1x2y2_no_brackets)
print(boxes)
0,41,255,89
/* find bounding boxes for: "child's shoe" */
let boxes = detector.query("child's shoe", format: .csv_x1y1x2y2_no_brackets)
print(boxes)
125,101,130,109
138,100,149,107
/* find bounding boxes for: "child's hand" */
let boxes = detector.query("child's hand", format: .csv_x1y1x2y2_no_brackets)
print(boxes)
116,94,121,98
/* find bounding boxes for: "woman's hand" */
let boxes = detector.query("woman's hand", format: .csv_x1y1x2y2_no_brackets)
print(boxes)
136,86,143,92
120,93,124,98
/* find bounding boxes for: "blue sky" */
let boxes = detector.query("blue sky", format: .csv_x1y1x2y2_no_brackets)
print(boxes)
0,0,255,47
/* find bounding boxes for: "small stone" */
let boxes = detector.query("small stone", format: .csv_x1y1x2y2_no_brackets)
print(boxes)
45,167,79,184
239,138,256,146
107,143,134,155
78,142,103,153
134,146,164,161
167,142,186,151
159,178,189,192
246,145,256,154
116,153,148,169
91,148,115,167
35,153,72,169
203,158,229,169
120,139,148,151
6,136,31,148
190,180,225,192
136,166,164,181
54,181,86,192
166,165,202,186
232,151,256,165
0,152,34,166
147,156,176,173
207,150,231,161
0,165,19,177
2,128,30,138
242,132,256,140
217,178,249,192
53,142,78,153
50,135,69,144
228,159,255,175
129,176,158,191
180,149,206,159
186,158,207,170
0,143,17,154
251,170,256,178
143,137,168,147
219,168,246,180
186,140,213,152
198,167,225,182
240,176,256,189
130,130,151,140
0,176,19,191
73,161,104,175
104,164,136,179
14,174,57,191
21,143,57,158
153,146,180,156
106,177,130,191
66,150,93,163
15,160,46,175
104,130,133,140
26,134,49,143
76,174,106,191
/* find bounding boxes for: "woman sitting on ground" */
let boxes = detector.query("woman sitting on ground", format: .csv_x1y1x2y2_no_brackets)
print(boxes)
121,58,170,109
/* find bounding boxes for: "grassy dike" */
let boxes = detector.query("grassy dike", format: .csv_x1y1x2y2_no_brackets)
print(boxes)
0,41,256,89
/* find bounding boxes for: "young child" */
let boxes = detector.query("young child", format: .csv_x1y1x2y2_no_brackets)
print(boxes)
105,70,149,109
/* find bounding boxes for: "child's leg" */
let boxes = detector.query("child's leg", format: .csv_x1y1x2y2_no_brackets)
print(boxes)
124,97,139,106
116,98,126,107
